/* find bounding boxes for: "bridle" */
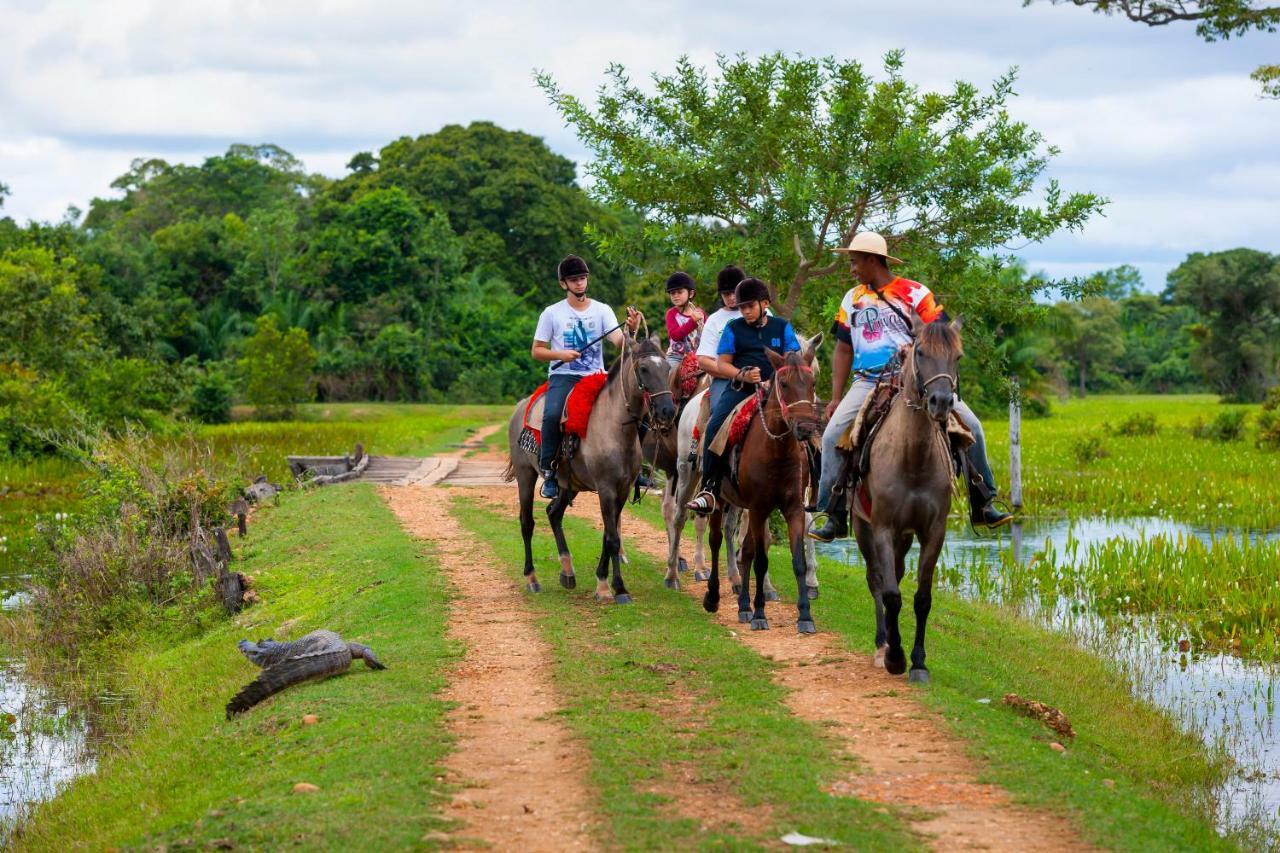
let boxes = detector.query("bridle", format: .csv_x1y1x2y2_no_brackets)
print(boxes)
903,345,958,420
758,362,820,441
621,348,674,430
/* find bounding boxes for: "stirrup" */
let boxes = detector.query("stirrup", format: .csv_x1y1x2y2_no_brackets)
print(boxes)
686,490,717,515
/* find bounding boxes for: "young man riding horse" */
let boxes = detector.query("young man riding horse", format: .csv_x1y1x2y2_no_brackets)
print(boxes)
532,254,641,499
809,232,1012,541
687,277,802,515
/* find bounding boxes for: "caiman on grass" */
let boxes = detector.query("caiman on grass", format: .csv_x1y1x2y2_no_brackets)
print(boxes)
226,630,387,718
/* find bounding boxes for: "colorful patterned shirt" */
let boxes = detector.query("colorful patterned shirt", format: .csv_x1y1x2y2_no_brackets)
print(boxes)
831,278,943,376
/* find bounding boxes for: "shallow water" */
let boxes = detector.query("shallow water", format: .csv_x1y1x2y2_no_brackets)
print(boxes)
817,516,1280,838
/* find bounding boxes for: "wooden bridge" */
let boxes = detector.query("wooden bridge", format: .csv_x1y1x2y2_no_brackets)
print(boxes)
355,456,511,487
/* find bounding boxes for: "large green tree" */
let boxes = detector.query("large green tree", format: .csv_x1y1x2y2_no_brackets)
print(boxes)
1166,248,1280,401
1051,296,1126,395
1027,1,1280,97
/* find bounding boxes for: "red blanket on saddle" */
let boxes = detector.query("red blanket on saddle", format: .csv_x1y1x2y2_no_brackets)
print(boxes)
678,352,701,398
522,374,611,445
727,394,760,447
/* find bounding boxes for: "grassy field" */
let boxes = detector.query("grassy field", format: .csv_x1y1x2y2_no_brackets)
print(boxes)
10,485,457,850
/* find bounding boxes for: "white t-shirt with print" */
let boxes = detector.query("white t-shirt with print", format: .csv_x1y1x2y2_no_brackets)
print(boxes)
534,299,620,376
696,307,741,360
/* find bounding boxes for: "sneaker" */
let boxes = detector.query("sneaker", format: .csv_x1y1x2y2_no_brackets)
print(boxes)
540,471,559,499
685,490,717,515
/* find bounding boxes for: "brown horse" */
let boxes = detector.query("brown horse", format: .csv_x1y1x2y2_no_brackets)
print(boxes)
852,320,963,682
702,339,822,633
505,337,677,603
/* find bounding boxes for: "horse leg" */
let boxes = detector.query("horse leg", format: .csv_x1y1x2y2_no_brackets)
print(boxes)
909,524,944,684
787,508,815,634
804,511,820,600
693,513,708,582
725,505,743,596
736,523,755,624
603,492,631,604
749,512,770,631
546,490,576,590
854,519,887,665
702,508,723,613
516,464,541,592
662,479,682,590
876,527,908,676
761,521,780,602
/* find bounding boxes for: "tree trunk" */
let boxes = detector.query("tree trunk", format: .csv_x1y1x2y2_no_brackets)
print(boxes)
1078,358,1087,397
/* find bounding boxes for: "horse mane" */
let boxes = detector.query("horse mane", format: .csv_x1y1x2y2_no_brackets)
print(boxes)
606,337,664,385
916,321,962,360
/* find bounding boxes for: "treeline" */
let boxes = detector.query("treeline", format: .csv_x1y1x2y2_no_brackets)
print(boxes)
0,124,637,456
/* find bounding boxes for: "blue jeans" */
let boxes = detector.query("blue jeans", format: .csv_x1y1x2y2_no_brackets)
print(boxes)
539,374,582,471
708,377,730,410
700,384,754,486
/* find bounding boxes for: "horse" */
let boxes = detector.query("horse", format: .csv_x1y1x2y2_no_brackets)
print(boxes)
505,337,677,603
702,339,823,633
851,319,963,682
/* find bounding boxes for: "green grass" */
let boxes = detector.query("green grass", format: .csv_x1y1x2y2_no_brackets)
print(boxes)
981,394,1280,529
454,493,918,851
619,497,1237,850
11,485,457,850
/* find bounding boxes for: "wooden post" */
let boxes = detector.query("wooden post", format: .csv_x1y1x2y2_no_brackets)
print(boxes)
1009,376,1023,511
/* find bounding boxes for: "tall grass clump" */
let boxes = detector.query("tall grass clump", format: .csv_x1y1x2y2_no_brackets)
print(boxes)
1189,410,1248,442
28,432,248,653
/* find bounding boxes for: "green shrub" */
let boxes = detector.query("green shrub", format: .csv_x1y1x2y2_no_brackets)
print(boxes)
1258,387,1280,450
0,362,82,458
239,314,315,420
1189,410,1248,442
190,368,234,424
1071,436,1110,466
1106,412,1158,436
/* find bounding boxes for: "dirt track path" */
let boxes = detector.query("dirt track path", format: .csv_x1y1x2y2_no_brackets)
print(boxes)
537,493,1093,852
381,427,596,851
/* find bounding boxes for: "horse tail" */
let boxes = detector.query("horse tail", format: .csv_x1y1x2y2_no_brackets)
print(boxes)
502,457,516,482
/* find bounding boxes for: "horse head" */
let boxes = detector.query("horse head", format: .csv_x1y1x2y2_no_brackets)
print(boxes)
908,318,963,424
626,336,678,431
765,335,822,441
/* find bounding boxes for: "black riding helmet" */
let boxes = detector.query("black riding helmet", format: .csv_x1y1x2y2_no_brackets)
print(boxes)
716,265,745,294
557,254,590,280
733,277,771,305
665,271,696,293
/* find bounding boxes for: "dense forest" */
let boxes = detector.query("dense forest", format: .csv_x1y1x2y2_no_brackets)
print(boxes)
2,120,1278,459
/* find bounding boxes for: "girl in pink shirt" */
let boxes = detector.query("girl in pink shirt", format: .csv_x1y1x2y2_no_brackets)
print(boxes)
664,271,704,367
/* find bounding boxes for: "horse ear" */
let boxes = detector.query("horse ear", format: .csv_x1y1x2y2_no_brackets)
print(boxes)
765,348,785,368
949,316,964,333
804,332,823,365
648,334,663,351
908,311,926,338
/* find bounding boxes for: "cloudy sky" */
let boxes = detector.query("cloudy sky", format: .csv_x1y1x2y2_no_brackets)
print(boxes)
3,0,1277,291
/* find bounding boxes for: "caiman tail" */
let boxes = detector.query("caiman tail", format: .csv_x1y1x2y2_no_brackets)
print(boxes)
225,650,351,718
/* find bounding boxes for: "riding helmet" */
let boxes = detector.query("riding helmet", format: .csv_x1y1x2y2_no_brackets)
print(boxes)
557,254,590,280
734,277,771,305
665,271,696,293
716,264,746,294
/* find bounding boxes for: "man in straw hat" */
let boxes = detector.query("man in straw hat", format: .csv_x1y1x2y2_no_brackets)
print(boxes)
808,232,1012,541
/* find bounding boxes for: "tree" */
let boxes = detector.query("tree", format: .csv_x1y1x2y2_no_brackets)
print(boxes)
0,247,98,375
1166,248,1280,401
535,53,1104,328
1084,264,1144,300
238,314,316,419
1027,1,1280,97
1051,296,1126,395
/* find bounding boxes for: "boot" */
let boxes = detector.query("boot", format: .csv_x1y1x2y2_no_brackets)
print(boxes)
540,469,559,499
808,489,849,542
687,463,722,515
968,477,1012,529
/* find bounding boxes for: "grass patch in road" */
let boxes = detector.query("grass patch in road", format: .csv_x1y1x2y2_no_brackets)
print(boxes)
455,494,918,851
13,485,455,850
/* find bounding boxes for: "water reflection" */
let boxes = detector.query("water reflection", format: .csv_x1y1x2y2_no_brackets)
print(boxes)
817,516,1280,839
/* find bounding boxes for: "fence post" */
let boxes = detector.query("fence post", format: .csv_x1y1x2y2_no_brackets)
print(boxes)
1009,376,1023,511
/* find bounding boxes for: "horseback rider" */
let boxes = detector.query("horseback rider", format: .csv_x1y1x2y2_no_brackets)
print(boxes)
808,232,1013,541
664,271,705,368
532,254,641,499
686,277,801,515
696,265,747,411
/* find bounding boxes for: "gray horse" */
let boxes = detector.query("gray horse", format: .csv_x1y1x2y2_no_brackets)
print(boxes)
505,337,677,602
853,319,963,682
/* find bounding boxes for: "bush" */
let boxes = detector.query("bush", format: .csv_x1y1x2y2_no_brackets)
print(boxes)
1071,436,1110,466
0,362,82,458
190,367,234,424
239,314,315,420
1189,410,1248,442
1258,387,1280,450
1106,412,1158,437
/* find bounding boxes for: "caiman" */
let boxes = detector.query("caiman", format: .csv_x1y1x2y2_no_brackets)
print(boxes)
226,629,386,718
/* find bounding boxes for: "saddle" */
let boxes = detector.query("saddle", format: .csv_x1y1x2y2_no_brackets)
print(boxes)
708,394,759,456
517,374,611,463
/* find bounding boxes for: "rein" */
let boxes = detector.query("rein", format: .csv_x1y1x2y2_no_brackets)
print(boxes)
758,363,819,442
899,346,960,484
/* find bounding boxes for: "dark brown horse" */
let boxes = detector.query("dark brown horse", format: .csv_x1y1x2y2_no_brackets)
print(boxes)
702,340,823,632
852,320,963,682
505,337,677,603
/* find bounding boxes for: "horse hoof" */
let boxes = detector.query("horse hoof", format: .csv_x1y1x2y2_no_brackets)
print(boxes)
703,594,719,613
765,589,780,602
908,668,930,685
694,570,709,582
738,611,752,624
526,581,542,593
807,586,819,600
885,649,908,676
731,583,741,596
593,593,611,604
559,573,576,590
751,618,770,631
874,646,887,669
614,594,633,605
664,578,680,591
678,557,689,574
797,620,817,635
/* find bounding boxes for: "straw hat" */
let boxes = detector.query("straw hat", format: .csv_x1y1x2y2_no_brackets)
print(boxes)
833,231,902,264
